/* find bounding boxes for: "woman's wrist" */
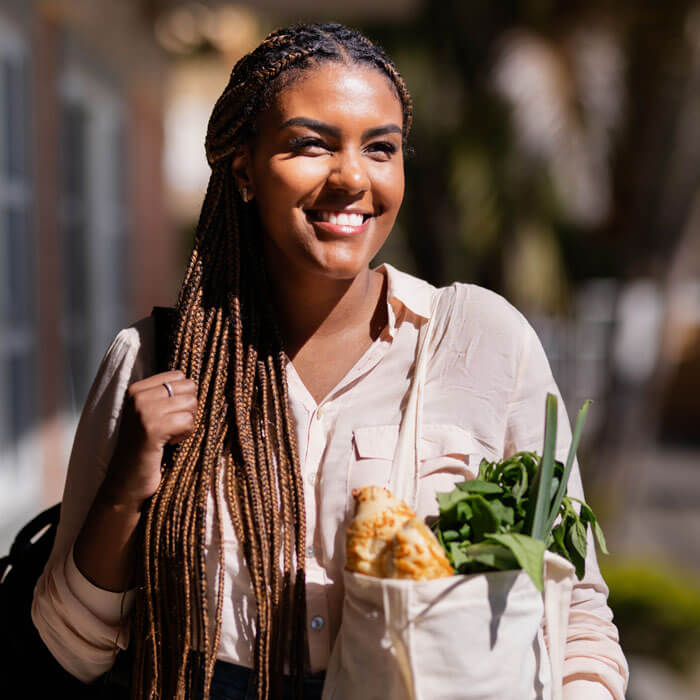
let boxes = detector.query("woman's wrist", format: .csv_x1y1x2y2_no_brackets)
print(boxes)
74,486,145,592
97,471,152,511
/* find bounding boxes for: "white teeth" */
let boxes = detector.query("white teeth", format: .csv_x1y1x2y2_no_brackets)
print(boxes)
317,211,365,226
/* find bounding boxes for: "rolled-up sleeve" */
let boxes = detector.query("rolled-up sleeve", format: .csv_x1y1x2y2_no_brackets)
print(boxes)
503,316,629,700
31,318,154,682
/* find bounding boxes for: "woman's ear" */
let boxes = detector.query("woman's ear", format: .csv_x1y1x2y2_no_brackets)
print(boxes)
232,146,255,203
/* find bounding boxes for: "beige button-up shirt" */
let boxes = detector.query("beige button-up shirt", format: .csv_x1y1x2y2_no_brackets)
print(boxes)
32,264,628,698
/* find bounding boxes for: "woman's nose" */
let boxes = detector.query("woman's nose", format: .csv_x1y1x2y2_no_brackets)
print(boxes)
327,150,370,193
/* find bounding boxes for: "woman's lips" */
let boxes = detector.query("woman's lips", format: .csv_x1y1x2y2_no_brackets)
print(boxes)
306,210,373,236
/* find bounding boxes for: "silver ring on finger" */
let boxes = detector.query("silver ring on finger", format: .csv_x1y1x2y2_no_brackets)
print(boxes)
162,381,174,398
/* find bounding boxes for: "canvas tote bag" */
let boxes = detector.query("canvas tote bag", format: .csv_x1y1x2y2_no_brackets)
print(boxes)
322,287,576,700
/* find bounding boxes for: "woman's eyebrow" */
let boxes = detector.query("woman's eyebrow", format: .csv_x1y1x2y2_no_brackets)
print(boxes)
361,125,402,139
280,117,402,140
280,117,340,137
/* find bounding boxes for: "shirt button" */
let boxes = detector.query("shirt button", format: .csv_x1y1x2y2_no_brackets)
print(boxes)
310,615,325,631
316,406,324,419
308,472,317,486
306,545,315,558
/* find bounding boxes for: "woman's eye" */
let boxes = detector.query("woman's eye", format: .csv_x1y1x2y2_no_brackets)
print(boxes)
288,137,330,154
366,141,398,159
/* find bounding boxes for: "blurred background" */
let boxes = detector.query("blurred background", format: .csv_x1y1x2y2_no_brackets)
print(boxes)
1,0,699,696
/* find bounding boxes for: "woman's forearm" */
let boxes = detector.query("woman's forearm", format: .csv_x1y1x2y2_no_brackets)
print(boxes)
73,480,145,592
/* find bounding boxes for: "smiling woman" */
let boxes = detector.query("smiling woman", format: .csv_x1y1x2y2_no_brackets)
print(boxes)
30,22,628,700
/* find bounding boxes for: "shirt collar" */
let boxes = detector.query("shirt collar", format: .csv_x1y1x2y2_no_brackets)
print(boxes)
374,262,435,323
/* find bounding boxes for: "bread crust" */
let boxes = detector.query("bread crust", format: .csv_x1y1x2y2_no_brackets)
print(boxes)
345,486,453,580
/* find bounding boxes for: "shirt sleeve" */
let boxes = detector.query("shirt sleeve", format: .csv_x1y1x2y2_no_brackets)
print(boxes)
503,316,629,700
31,318,155,683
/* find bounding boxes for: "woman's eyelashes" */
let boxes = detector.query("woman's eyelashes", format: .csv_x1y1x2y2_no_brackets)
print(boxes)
366,141,398,159
287,135,398,160
288,135,329,153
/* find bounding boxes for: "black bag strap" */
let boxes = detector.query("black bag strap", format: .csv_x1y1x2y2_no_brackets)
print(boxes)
0,504,60,587
151,306,176,373
9,503,61,563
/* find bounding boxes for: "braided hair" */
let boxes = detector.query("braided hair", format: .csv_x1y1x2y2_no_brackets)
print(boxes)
130,22,412,700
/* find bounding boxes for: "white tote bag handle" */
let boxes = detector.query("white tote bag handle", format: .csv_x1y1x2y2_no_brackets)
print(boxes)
389,288,445,508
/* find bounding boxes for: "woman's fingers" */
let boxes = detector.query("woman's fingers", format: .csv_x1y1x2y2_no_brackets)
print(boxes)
160,410,197,445
167,429,196,445
129,376,197,407
134,396,197,442
137,392,198,417
127,370,196,398
128,369,185,391
122,370,199,450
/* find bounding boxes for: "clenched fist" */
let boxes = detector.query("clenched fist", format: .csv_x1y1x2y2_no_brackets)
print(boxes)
101,370,198,508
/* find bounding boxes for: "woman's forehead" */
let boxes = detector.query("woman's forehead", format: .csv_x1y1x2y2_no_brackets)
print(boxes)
265,62,403,130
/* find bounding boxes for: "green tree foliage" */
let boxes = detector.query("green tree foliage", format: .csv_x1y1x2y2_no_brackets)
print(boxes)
603,561,700,672
366,0,699,311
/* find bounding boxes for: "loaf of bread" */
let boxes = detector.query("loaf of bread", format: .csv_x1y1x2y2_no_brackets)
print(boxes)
345,486,415,577
345,486,453,580
382,517,454,580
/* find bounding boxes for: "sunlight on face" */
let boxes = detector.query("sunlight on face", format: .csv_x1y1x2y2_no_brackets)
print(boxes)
244,62,405,281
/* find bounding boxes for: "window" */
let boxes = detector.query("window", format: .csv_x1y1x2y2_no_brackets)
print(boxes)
0,16,39,537
59,64,127,419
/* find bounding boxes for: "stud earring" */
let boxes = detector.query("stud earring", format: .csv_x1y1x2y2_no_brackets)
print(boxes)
240,186,253,203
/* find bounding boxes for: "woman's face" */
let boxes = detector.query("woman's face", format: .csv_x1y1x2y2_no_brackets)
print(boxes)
235,61,405,281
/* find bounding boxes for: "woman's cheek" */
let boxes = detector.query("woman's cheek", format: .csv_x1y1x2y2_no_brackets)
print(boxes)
372,163,404,210
270,156,330,191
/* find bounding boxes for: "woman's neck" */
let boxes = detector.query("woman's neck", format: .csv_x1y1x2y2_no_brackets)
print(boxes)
267,265,386,358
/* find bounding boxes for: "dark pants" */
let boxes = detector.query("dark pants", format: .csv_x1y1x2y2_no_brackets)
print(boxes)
207,661,325,700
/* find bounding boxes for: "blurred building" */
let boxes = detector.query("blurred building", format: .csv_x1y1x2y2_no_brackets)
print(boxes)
0,0,177,549
0,0,425,551
658,195,700,445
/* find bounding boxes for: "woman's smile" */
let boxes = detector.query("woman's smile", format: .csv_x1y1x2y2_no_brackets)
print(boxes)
305,208,374,236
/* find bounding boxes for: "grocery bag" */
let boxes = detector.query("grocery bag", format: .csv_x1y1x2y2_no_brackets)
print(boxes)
322,287,576,700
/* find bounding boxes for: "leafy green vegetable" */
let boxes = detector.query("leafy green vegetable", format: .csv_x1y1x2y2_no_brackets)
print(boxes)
488,533,547,592
544,400,592,533
433,394,607,591
572,498,609,555
449,541,519,571
456,481,503,495
526,394,558,541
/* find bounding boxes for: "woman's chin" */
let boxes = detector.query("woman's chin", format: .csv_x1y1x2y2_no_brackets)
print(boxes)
314,241,387,280
313,257,374,281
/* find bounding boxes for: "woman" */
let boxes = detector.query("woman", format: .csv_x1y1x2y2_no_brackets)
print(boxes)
32,22,628,700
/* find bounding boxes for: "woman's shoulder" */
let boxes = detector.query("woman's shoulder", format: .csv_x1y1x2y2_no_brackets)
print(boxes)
379,263,533,348
435,280,531,342
103,315,156,367
86,316,157,404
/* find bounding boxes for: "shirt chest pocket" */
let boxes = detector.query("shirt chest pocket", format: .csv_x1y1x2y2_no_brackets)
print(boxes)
417,424,480,518
349,425,399,497
349,423,480,518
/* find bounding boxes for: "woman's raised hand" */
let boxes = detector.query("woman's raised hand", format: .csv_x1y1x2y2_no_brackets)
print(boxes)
101,370,198,508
